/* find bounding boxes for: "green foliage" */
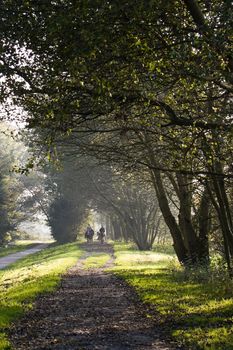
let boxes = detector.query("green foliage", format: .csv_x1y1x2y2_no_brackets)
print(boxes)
0,242,82,349
48,197,79,243
91,167,162,249
112,243,233,350
0,124,48,244
45,157,91,243
0,129,24,243
1,0,233,273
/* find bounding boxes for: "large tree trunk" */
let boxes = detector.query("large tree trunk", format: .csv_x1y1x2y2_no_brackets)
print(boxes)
210,167,233,275
177,174,199,264
151,169,189,264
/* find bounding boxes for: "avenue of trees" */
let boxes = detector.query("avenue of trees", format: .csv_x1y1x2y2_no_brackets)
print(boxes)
43,155,163,250
0,1,233,272
0,124,49,243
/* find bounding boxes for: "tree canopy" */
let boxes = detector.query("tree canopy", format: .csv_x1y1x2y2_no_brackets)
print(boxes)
0,1,233,269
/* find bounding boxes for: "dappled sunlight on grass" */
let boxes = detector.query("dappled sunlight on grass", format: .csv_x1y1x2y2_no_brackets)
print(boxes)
84,253,110,269
115,252,172,266
113,242,137,251
114,243,173,271
0,333,10,350
113,242,233,350
0,242,38,258
0,243,82,289
174,326,233,350
0,242,83,350
153,244,176,255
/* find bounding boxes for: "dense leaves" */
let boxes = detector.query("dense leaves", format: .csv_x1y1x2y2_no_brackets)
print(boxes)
0,1,233,268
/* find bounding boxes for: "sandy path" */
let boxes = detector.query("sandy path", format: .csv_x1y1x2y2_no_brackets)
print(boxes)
9,242,182,350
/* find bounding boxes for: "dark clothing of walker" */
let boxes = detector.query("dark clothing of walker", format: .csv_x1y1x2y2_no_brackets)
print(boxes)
97,226,105,243
85,227,94,243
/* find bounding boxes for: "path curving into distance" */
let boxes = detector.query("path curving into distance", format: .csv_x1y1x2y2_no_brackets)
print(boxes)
9,242,183,350
0,244,49,270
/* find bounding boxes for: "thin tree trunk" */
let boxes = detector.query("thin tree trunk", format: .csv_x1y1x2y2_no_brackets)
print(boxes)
198,185,210,264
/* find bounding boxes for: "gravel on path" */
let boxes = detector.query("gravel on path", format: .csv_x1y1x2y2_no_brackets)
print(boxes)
9,242,183,350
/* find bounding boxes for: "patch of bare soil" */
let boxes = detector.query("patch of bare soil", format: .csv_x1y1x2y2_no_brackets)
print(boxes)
9,242,183,350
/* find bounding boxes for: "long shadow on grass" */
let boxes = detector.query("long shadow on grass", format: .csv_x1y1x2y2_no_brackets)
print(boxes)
123,268,233,349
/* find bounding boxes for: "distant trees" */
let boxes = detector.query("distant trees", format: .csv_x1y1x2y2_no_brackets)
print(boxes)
0,129,26,244
44,158,90,243
38,155,166,249
0,1,233,270
0,126,46,244
0,175,12,243
90,167,162,250
48,198,79,243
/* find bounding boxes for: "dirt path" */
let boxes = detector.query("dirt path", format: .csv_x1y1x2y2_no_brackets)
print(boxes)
9,243,182,350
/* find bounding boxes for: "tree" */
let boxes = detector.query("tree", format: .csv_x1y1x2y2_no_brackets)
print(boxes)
0,124,47,243
0,1,232,267
89,166,162,250
45,157,91,243
48,197,78,243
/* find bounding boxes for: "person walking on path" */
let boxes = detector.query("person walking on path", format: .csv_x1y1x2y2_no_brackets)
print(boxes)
97,225,105,243
85,224,94,243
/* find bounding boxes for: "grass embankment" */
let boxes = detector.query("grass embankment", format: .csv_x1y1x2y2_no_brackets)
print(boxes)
0,241,39,258
0,242,82,350
112,242,233,350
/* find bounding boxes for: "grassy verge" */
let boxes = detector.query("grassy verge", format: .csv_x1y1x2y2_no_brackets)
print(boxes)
84,253,110,269
0,242,82,350
112,242,233,350
0,242,39,258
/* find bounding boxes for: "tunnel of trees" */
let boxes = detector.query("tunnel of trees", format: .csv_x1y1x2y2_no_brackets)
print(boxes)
0,1,233,273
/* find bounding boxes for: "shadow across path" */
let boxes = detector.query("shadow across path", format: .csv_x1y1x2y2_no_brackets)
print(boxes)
9,242,183,349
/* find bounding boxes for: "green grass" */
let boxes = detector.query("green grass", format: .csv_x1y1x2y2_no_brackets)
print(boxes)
0,242,82,350
3,241,233,349
0,242,39,258
84,253,110,269
112,242,233,350
152,243,176,255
